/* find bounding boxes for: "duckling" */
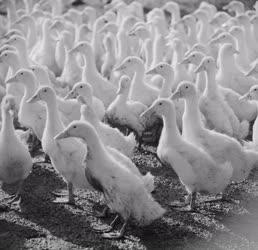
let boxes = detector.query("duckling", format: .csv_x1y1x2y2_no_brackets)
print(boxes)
0,95,32,207
196,56,249,140
65,82,105,121
55,121,165,239
106,75,147,147
27,86,91,204
172,81,256,183
141,99,232,211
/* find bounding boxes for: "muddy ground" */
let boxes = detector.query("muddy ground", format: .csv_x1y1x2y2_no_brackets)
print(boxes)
1,144,258,250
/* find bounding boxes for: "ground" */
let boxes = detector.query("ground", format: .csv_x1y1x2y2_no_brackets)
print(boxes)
1,145,258,250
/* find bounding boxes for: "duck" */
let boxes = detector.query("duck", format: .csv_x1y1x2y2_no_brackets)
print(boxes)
55,121,165,239
5,69,46,140
27,86,91,204
141,98,232,211
216,43,257,96
241,85,258,148
114,56,159,106
106,75,147,146
0,95,32,206
146,62,185,131
70,41,116,108
196,56,249,140
64,82,105,121
79,96,137,159
172,81,256,183
223,1,245,16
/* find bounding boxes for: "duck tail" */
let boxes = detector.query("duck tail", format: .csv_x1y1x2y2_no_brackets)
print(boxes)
136,193,165,226
124,133,137,156
245,149,258,172
219,161,233,187
142,172,155,193
239,120,249,139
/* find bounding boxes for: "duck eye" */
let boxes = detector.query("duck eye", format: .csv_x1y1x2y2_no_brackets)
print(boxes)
186,86,189,89
21,72,23,75
159,102,162,106
73,125,77,129
160,65,163,68
5,54,7,57
44,89,47,93
80,85,83,88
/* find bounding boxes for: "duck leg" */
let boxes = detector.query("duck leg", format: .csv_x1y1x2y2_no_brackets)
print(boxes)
53,182,75,205
93,215,119,233
174,192,197,212
102,219,127,239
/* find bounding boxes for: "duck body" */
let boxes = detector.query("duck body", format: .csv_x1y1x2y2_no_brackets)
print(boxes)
0,95,32,184
55,121,165,235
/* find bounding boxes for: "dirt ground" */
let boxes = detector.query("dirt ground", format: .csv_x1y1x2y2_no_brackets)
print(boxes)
1,144,258,250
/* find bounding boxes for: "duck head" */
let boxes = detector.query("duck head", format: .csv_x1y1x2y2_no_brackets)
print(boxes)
236,14,250,27
184,43,207,57
223,1,244,15
0,50,19,65
209,32,236,47
114,56,143,75
141,98,174,120
171,81,196,100
6,68,36,85
65,82,93,100
6,35,26,51
54,120,93,142
209,12,230,26
27,86,55,104
219,43,239,58
250,15,258,26
180,51,205,66
194,56,217,73
146,62,173,79
1,95,16,114
240,85,258,101
70,41,92,55
116,75,131,95
99,22,118,35
229,25,244,39
30,65,49,82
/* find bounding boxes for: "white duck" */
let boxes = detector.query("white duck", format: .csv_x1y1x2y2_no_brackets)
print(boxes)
70,41,116,108
55,121,165,239
216,43,257,96
0,95,32,205
79,97,136,159
114,56,159,106
27,86,91,204
172,81,256,183
65,82,105,121
141,99,232,211
196,56,249,140
5,69,46,141
106,75,147,146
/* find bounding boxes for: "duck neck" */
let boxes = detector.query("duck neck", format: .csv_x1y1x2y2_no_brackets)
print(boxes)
161,110,181,144
159,73,173,98
7,1,17,28
1,109,15,137
196,71,206,93
45,97,63,136
83,50,98,76
187,23,197,45
144,39,153,70
218,51,236,77
203,69,218,96
27,19,37,50
183,95,203,135
23,77,37,100
130,66,144,98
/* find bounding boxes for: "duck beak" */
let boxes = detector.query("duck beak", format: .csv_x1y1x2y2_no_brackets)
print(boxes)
239,92,251,101
54,130,69,140
116,87,123,95
246,67,256,77
26,92,41,103
194,63,205,73
5,75,16,84
146,67,157,75
179,58,189,65
170,90,182,100
113,63,125,72
64,90,76,100
140,106,155,120
69,46,78,54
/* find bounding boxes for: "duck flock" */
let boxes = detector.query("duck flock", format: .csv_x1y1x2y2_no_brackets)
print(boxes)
2,0,258,241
